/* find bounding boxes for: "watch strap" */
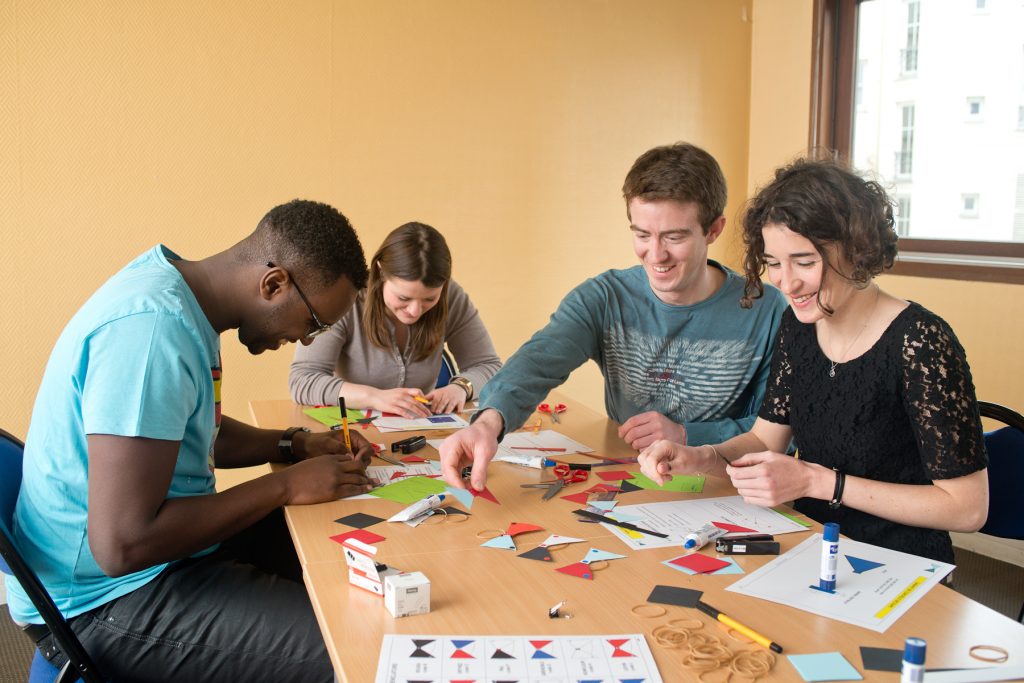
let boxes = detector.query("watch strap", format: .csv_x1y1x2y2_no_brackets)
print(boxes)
279,426,311,462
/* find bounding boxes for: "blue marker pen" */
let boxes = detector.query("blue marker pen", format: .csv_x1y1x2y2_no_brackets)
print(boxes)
900,637,926,683
819,522,839,592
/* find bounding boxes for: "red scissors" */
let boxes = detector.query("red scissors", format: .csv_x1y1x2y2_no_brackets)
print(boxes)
520,463,588,501
538,402,567,424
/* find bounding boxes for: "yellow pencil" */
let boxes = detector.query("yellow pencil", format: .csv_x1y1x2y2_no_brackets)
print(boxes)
697,601,782,653
413,396,432,406
338,397,352,452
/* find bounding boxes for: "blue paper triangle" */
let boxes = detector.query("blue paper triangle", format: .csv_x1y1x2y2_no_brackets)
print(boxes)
845,555,885,574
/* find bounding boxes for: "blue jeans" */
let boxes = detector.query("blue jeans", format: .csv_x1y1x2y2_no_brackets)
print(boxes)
37,509,333,682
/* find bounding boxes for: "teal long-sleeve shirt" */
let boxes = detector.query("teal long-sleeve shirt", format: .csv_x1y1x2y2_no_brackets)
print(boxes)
479,262,786,446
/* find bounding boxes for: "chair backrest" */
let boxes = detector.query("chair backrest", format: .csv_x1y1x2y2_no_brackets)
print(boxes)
978,401,1024,540
0,428,105,683
435,347,457,389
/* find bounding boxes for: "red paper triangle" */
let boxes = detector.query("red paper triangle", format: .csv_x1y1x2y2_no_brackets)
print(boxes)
401,454,427,463
389,472,409,480
451,650,473,659
470,486,500,504
556,561,594,580
506,522,543,537
669,553,732,574
559,491,592,504
529,640,553,649
596,470,633,481
711,521,758,533
329,529,386,546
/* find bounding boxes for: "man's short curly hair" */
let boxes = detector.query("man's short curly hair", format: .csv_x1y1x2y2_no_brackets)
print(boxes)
622,142,727,233
250,199,368,291
740,157,898,311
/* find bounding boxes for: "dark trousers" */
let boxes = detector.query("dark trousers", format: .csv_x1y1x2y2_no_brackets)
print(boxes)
37,509,333,683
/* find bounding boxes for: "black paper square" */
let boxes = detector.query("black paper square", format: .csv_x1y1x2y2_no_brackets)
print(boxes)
334,512,385,529
646,585,703,607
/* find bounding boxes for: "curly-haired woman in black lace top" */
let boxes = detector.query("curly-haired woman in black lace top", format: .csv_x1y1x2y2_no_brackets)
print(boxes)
638,158,989,563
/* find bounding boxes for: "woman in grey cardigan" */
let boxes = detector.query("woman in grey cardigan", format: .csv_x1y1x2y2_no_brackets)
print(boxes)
289,222,501,417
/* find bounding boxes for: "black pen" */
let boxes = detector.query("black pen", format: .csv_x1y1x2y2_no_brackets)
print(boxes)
571,509,669,538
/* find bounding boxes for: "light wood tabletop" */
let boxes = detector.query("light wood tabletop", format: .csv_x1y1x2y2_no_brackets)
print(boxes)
250,397,1024,683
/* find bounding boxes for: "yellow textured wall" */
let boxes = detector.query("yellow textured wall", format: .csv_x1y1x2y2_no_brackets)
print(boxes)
1,1,756,436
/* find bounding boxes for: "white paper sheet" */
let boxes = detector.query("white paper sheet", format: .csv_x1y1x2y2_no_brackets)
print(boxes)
599,496,810,550
374,634,663,683
374,413,470,432
726,533,954,633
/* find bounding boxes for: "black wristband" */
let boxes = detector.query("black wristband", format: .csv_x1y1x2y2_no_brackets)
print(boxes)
829,468,846,510
278,426,310,462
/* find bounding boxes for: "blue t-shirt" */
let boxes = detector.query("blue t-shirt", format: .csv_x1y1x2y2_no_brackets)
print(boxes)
480,262,786,445
9,245,221,623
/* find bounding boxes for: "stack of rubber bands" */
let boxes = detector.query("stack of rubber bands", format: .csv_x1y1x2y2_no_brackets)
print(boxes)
632,607,776,681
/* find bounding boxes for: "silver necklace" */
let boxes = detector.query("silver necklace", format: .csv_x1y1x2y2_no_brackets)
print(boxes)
826,286,880,378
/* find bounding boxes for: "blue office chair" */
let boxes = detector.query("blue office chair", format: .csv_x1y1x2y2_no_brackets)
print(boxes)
976,401,1024,622
0,428,106,683
435,347,457,388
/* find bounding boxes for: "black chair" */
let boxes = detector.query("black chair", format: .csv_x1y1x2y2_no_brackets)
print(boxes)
976,401,1024,622
0,427,106,683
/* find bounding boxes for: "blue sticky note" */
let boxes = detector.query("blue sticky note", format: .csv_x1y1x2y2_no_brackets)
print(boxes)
787,652,863,682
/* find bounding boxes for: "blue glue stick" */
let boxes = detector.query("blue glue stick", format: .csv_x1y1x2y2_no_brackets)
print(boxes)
900,637,926,683
819,522,839,592
682,523,728,550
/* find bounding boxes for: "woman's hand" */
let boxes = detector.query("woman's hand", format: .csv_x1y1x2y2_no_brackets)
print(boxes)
425,384,468,415
371,388,433,419
637,440,711,485
726,451,828,507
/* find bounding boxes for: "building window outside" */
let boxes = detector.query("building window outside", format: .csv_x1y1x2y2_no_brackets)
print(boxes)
896,196,912,236
896,104,915,178
966,97,984,119
961,194,980,218
901,0,920,74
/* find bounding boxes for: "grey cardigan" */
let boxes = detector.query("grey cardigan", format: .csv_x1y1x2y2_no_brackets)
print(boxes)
288,280,501,405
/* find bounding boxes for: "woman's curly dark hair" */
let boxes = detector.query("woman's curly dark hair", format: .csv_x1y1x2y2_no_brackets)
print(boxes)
740,157,898,314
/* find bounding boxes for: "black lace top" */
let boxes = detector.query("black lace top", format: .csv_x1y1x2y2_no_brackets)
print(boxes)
759,302,987,563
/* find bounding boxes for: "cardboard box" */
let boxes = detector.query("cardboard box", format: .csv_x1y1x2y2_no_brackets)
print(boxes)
384,572,431,618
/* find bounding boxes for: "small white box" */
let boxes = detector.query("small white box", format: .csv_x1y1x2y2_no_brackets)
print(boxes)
384,571,431,618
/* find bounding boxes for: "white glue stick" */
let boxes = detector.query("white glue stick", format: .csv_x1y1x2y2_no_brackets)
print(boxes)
682,523,728,550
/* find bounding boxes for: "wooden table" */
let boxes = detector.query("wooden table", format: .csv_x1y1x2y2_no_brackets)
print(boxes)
251,397,1024,682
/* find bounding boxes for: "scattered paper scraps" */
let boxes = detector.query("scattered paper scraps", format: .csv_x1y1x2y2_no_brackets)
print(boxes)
518,546,554,562
469,486,500,505
368,476,447,504
334,512,385,529
646,585,702,608
302,405,369,428
560,484,621,505
596,470,634,481
506,522,543,537
481,535,517,551
858,647,903,673
444,486,475,510
712,521,758,534
582,548,626,564
330,529,386,546
556,561,594,580
786,652,863,682
626,471,705,493
663,555,743,576
540,534,585,548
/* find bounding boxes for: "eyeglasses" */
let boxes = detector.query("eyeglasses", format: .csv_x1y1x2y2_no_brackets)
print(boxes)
266,261,332,340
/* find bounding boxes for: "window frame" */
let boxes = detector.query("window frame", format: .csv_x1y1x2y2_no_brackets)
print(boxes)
810,0,1024,285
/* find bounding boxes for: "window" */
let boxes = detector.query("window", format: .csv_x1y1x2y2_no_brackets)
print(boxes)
896,104,914,178
896,196,911,236
901,0,920,74
812,0,1024,284
961,194,980,218
966,97,984,120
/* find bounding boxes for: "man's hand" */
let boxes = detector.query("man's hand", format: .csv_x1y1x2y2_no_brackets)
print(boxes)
425,384,468,415
617,411,687,450
296,429,374,467
726,451,820,507
637,440,709,485
439,409,503,491
280,453,373,505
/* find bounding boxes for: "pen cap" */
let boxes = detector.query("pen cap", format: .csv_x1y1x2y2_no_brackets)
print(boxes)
902,637,926,665
823,522,839,542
